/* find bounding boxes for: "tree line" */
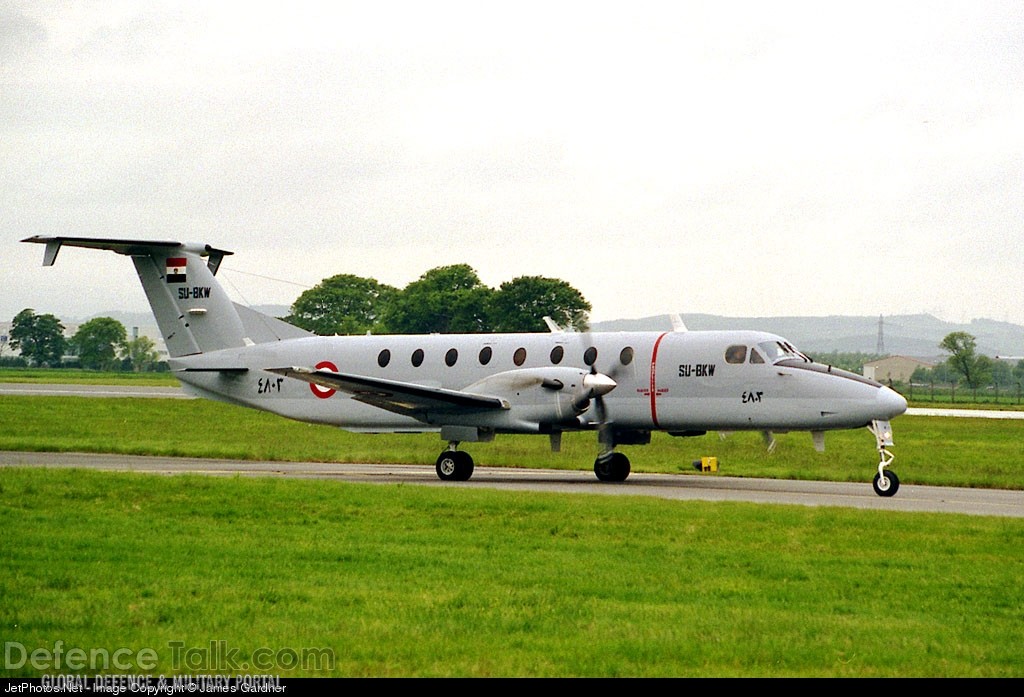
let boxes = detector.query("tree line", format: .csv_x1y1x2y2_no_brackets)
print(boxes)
284,264,591,336
4,264,591,369
911,331,1024,391
4,310,161,371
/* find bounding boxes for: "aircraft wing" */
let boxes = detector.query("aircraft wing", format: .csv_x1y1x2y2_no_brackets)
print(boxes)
266,366,510,418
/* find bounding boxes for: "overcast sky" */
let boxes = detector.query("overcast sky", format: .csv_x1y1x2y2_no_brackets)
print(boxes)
3,1,1023,328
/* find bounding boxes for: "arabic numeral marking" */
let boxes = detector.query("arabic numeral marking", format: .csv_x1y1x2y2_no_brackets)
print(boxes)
258,377,284,395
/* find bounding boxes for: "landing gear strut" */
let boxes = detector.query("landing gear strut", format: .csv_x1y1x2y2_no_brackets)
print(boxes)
869,420,899,497
436,444,474,482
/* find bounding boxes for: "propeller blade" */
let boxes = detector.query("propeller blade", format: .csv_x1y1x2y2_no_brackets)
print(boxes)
576,334,624,460
596,396,615,457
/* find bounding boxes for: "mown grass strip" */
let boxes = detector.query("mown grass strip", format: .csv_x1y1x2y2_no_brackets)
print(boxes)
1,395,1023,489
1,467,1022,677
0,370,177,386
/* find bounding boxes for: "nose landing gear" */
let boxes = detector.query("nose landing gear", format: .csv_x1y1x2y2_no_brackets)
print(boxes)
869,420,899,497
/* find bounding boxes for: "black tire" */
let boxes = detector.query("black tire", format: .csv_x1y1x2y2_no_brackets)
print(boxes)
594,452,631,482
872,470,900,497
436,450,474,482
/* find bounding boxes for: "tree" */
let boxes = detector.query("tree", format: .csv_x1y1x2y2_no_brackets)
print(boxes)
488,276,591,332
9,309,66,367
939,331,990,389
1014,360,1024,385
990,357,1013,389
382,265,495,334
288,274,397,335
70,317,127,370
124,335,160,372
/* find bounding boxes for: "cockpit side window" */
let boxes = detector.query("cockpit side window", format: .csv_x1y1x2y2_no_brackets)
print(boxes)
749,348,765,364
725,345,747,364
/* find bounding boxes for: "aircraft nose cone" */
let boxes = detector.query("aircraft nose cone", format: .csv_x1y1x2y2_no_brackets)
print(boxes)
878,385,908,419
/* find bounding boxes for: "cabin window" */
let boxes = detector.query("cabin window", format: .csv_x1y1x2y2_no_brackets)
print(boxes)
550,345,564,364
725,345,747,364
445,348,458,367
479,346,493,365
619,346,634,366
411,348,424,367
583,346,598,366
513,347,527,366
377,349,391,368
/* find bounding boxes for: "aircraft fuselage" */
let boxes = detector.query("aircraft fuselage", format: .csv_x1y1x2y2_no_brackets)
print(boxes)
173,329,906,436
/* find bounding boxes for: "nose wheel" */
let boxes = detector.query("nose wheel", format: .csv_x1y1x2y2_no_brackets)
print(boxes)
872,468,900,497
869,420,899,497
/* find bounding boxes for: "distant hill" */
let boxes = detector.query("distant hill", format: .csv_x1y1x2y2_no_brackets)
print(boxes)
589,314,1024,360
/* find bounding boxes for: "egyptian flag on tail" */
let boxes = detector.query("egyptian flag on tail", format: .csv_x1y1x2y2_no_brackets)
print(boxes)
166,257,187,284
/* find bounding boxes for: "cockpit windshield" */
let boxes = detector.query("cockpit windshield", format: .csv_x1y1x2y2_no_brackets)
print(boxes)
757,340,809,364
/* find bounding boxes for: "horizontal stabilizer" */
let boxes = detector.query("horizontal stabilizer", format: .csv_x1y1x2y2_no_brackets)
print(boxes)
22,236,233,273
21,235,312,357
267,366,509,418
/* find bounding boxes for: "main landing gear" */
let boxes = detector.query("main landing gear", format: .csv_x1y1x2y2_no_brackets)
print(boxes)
869,420,899,497
436,445,475,482
434,442,634,483
594,451,631,482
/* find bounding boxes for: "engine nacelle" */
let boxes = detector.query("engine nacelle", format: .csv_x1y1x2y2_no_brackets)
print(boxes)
427,367,616,433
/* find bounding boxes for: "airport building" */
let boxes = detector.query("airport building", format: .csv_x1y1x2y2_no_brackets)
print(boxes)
863,356,935,384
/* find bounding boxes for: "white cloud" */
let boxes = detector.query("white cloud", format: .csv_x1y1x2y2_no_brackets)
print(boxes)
4,1,1024,327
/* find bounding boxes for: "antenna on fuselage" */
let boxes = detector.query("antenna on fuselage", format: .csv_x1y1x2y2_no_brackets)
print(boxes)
543,316,565,333
670,314,688,332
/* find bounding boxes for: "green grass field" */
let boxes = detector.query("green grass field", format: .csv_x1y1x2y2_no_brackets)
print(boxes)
2,467,1022,677
1,390,1023,677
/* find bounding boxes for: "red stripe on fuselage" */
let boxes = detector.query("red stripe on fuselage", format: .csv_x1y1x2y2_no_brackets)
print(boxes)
649,332,669,428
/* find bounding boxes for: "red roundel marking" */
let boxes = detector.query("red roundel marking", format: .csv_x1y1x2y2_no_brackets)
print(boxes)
310,361,338,399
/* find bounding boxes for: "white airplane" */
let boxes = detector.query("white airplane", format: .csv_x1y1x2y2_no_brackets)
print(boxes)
23,236,909,496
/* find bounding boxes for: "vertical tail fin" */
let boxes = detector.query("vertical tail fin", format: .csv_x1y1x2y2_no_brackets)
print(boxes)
23,236,249,357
